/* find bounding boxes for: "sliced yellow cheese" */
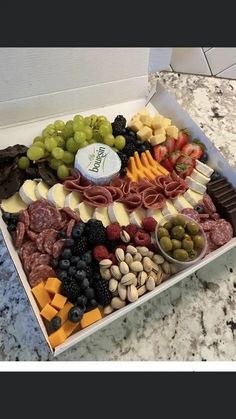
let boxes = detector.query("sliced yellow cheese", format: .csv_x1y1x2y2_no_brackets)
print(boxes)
129,207,146,227
19,180,38,205
1,192,27,213
150,134,166,146
108,202,130,226
35,181,50,200
48,183,69,208
183,189,203,206
173,196,193,212
146,208,164,223
162,199,178,216
128,119,143,132
151,114,164,130
76,202,94,223
139,114,153,127
93,207,111,227
166,125,179,139
64,191,82,210
162,118,171,129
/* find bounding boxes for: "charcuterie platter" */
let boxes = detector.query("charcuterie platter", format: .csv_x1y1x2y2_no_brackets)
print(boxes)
1,82,236,355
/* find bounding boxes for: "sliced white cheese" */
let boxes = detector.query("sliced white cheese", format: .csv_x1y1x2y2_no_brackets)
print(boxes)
139,114,153,127
173,196,193,212
151,114,164,130
93,207,111,227
137,126,153,141
162,199,178,216
76,202,94,223
186,177,206,194
129,207,146,227
183,189,203,206
191,168,210,186
35,181,50,200
19,180,38,205
64,191,82,210
1,192,27,213
108,202,130,226
166,125,179,139
47,183,69,208
150,134,166,146
146,208,164,223
128,118,143,132
162,118,171,129
195,160,214,177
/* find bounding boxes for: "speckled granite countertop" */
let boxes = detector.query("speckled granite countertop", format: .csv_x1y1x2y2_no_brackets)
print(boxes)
1,72,236,361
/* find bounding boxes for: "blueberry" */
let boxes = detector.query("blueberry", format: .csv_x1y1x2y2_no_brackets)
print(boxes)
144,141,151,151
81,278,90,289
77,295,88,309
68,306,84,323
72,223,85,240
7,224,16,232
68,266,77,277
77,260,87,270
211,171,222,181
138,144,146,153
136,140,143,147
196,205,205,214
58,231,66,239
70,256,79,265
57,270,68,281
82,251,92,264
59,259,70,270
49,316,61,332
50,259,59,269
64,238,75,248
90,299,98,308
2,212,12,224
200,152,208,163
61,248,72,259
85,287,95,300
75,270,86,282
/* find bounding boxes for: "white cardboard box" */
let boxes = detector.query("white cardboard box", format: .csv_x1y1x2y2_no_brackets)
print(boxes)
1,55,236,356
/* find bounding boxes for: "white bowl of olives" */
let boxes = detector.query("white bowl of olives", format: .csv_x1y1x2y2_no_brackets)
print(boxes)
155,214,207,268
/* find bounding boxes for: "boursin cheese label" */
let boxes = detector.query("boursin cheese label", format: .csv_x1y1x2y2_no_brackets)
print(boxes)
74,143,121,185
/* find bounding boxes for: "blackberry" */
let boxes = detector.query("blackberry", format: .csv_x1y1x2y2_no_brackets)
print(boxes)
86,220,106,246
122,141,136,158
94,279,112,306
72,236,88,256
105,239,120,252
84,265,93,280
117,152,129,168
143,141,152,151
112,115,126,136
61,277,80,302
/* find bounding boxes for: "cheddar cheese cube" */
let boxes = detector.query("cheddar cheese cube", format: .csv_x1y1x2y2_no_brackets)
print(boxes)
48,320,79,349
137,126,152,141
31,282,51,309
44,277,61,295
51,293,67,310
57,301,73,324
80,308,102,329
40,303,58,321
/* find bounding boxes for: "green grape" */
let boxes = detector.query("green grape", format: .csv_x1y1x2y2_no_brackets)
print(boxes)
104,134,115,147
45,137,58,152
52,147,65,160
50,158,63,170
92,130,103,142
62,151,74,164
66,137,79,153
57,164,69,180
98,116,107,123
99,123,112,138
90,114,98,127
33,136,43,143
33,141,45,149
83,126,93,140
114,135,126,151
73,114,84,123
45,124,56,136
54,120,65,131
18,156,30,169
73,120,85,132
55,135,65,148
74,130,86,146
82,141,89,148
27,146,44,161
84,116,92,126
61,120,74,139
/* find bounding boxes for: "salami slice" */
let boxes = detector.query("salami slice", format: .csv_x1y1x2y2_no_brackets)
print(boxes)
52,239,66,259
122,179,138,195
104,185,123,201
62,207,80,222
26,230,38,241
15,222,25,248
142,187,166,209
28,264,56,287
200,220,217,232
181,208,200,223
43,229,59,255
36,231,46,252
63,170,91,192
210,212,220,221
66,219,76,238
117,193,143,211
136,178,159,194
203,193,216,214
30,207,54,232
18,209,30,229
199,213,210,220
210,220,233,246
20,240,38,261
82,186,113,207
205,232,219,255
31,253,51,271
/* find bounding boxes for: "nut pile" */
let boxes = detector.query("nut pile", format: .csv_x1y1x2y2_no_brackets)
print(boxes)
99,245,177,314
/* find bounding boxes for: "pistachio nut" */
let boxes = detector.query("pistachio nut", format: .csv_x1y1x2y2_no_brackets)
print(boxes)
100,268,111,281
120,230,130,243
136,246,149,256
137,285,147,297
118,283,127,301
137,271,147,286
127,285,138,303
153,254,165,265
109,278,118,293
103,305,114,315
110,265,122,280
133,252,142,262
146,276,155,291
115,248,125,263
143,256,153,273
126,245,138,255
130,261,143,272
119,261,129,275
99,259,113,269
111,297,126,310
120,272,136,286
125,252,133,266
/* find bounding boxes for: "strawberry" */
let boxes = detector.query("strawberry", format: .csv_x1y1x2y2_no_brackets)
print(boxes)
175,155,195,178
153,145,168,162
161,158,174,172
175,129,189,150
168,149,182,166
181,143,203,159
165,137,176,154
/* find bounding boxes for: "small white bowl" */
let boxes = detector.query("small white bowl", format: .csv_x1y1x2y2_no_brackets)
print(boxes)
155,214,207,269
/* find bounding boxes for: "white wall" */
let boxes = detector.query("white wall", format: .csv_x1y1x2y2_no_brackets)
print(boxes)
0,48,149,102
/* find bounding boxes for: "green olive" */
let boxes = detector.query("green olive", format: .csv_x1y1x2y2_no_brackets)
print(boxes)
189,249,198,260
163,221,173,231
183,233,191,240
173,248,189,262
171,225,185,240
171,239,182,250
172,215,186,227
186,221,199,235
160,236,173,252
193,234,205,249
157,227,170,239
182,238,194,252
